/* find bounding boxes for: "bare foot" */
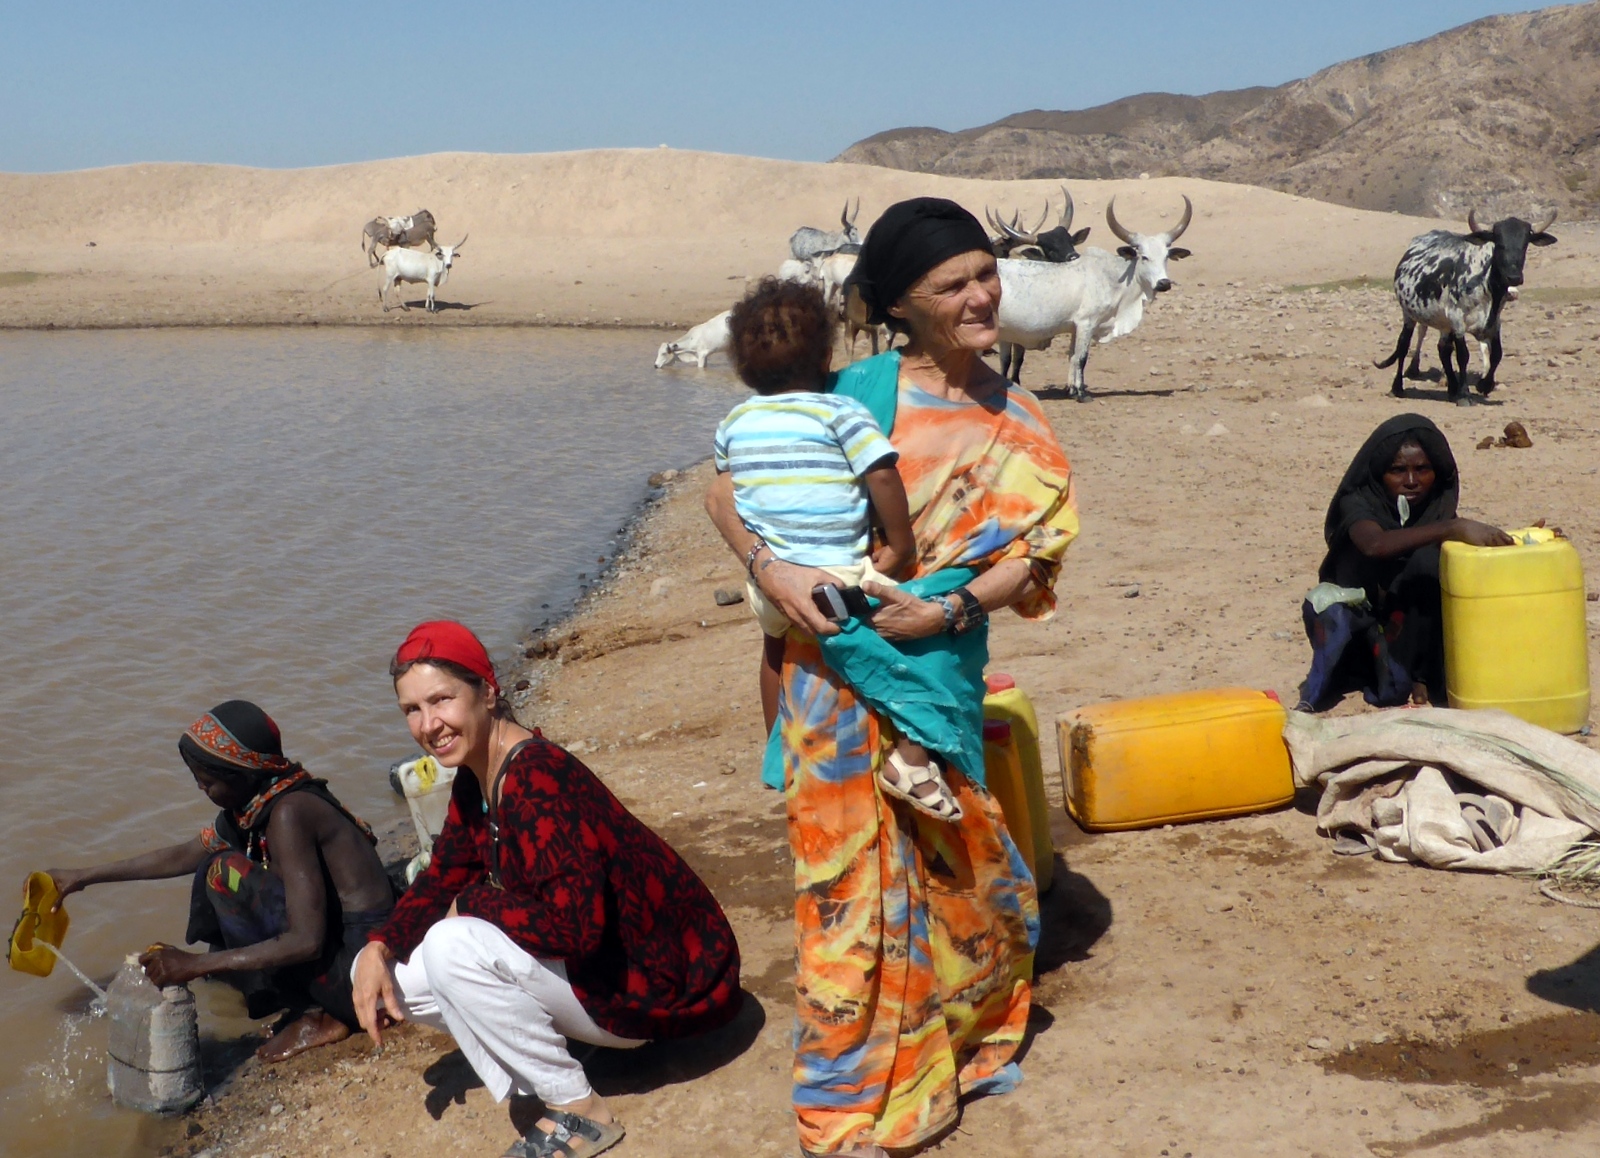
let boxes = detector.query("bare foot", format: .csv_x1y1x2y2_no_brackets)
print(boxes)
256,1010,350,1062
541,1091,614,1128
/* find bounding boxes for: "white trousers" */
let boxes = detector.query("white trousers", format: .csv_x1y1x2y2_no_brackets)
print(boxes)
380,916,644,1104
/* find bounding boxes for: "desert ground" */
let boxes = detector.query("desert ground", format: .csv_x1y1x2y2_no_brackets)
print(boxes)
6,151,1600,1157
4,149,1600,331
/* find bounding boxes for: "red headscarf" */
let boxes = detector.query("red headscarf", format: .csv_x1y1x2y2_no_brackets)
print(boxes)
394,620,500,696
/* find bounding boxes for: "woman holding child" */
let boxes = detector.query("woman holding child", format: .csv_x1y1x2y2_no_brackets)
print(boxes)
707,199,1079,1157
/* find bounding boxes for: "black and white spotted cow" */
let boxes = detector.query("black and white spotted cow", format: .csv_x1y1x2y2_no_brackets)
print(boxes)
1375,209,1556,405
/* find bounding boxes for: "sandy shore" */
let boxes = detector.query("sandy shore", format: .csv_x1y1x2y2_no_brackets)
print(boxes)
5,149,1600,330
154,266,1600,1157
12,148,1599,1156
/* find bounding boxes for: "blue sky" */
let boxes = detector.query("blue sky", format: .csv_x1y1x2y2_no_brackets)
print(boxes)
2,1,1546,172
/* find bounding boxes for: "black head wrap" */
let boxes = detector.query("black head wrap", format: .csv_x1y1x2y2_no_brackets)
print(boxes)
178,699,298,786
1319,414,1458,583
848,197,993,327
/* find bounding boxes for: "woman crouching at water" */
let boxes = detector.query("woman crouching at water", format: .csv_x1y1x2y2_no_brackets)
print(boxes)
1300,414,1513,709
352,621,741,1158
44,700,395,1061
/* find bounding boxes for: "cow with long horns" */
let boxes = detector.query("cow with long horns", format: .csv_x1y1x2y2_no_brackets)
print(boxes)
378,235,466,313
1375,209,1557,405
789,200,862,263
995,195,1193,398
987,187,1090,264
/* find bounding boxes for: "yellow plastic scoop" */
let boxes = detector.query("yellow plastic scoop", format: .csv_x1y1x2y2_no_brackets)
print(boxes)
9,872,71,978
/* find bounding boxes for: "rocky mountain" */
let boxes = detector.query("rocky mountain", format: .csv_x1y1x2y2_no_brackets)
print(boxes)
836,2,1600,219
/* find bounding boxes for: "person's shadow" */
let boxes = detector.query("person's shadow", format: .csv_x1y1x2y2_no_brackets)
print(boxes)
1004,855,1113,1067
1034,857,1114,977
1528,942,1600,1012
421,988,767,1119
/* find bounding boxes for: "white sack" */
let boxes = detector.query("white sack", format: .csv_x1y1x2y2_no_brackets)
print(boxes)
1284,708,1600,874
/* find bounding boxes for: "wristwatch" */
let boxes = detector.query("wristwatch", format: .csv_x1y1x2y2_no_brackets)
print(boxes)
944,587,987,635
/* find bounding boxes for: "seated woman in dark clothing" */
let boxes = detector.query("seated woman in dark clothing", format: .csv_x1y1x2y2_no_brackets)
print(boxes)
43,700,395,1061
1299,414,1514,710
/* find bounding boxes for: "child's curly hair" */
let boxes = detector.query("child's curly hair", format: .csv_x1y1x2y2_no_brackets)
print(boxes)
727,278,835,395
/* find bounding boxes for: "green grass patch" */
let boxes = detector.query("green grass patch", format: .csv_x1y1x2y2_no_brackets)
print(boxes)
1286,275,1387,294
1519,286,1600,304
0,271,46,288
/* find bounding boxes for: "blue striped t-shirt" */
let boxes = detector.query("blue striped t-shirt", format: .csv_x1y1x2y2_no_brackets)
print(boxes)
713,391,897,567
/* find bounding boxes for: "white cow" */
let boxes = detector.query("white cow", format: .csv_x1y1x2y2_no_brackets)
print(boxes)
776,258,819,285
379,237,466,313
996,196,1192,398
817,250,857,313
655,310,732,369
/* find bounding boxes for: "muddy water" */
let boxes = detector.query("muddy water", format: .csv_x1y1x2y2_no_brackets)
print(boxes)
0,328,742,1157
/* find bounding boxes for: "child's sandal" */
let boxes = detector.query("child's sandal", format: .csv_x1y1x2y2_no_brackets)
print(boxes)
879,751,963,821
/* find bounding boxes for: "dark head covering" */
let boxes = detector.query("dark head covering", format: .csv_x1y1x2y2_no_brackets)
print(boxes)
849,197,993,326
1319,414,1458,585
178,699,298,785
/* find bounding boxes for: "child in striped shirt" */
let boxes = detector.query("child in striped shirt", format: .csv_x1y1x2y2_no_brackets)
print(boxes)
712,278,961,821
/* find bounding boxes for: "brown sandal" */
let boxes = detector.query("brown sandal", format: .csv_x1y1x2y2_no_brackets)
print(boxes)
506,1110,625,1158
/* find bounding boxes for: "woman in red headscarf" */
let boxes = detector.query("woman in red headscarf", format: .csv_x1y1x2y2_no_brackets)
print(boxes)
352,621,742,1158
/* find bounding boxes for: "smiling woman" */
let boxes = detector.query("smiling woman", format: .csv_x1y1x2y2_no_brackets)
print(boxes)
707,198,1079,1158
352,620,742,1158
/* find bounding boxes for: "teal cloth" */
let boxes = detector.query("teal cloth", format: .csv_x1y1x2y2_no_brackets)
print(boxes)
831,350,901,434
760,568,988,789
759,350,993,790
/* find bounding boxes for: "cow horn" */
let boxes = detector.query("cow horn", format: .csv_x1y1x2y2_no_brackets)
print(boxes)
454,234,468,250
1058,185,1075,233
1025,201,1051,236
1468,207,1484,233
1106,197,1136,245
851,197,860,225
995,211,1036,245
1164,195,1193,244
1533,207,1557,234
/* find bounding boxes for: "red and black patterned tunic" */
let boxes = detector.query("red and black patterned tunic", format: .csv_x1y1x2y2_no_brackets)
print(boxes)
372,735,741,1041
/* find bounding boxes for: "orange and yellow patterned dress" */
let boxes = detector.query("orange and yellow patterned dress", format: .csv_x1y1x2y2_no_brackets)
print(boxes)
779,352,1078,1155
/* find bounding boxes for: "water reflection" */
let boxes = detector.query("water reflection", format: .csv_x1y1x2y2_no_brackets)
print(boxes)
0,327,741,1156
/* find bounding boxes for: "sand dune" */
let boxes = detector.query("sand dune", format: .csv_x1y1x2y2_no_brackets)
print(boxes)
5,148,1593,329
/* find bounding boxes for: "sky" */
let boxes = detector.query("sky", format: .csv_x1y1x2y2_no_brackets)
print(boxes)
1,1,1551,173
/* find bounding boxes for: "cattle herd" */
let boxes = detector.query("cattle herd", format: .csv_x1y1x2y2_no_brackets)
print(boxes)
359,191,1557,408
362,209,467,313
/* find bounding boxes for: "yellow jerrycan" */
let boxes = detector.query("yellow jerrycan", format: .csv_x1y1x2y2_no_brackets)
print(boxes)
1058,688,1293,831
1441,529,1591,734
8,872,70,979
982,720,1037,882
984,674,1054,892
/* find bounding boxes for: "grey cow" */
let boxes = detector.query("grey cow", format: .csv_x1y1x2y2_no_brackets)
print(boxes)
789,201,862,263
1375,209,1556,405
361,209,438,267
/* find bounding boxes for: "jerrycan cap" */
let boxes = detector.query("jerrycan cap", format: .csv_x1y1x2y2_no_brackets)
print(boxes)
985,673,1016,693
1263,690,1281,704
982,720,1013,743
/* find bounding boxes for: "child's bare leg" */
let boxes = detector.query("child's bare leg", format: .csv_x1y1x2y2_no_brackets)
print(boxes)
760,634,785,733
